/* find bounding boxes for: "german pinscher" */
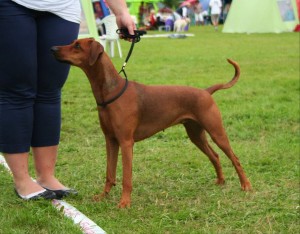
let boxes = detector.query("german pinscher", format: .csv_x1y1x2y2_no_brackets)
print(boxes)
51,38,251,208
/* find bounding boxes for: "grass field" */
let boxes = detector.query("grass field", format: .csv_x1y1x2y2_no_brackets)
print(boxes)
0,26,299,234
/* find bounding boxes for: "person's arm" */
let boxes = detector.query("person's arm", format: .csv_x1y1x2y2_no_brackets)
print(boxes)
106,0,136,35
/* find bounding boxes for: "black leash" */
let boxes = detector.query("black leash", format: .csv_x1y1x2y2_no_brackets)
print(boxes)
98,29,146,108
116,28,146,80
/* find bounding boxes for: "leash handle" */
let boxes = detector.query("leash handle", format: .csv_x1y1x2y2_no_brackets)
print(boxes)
116,28,147,42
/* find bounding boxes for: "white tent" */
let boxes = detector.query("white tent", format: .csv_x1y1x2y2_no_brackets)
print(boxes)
223,0,299,33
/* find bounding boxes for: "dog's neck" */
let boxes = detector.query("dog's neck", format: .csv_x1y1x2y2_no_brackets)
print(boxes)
82,52,125,106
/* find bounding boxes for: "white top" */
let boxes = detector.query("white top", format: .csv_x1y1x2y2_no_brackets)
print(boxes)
209,0,222,15
12,0,81,23
182,6,188,18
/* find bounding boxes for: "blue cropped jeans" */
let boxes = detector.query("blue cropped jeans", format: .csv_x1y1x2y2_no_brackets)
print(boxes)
0,1,79,153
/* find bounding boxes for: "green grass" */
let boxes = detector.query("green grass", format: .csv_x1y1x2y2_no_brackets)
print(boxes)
0,26,299,233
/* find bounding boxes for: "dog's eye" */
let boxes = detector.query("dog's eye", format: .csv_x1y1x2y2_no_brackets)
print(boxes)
74,43,81,49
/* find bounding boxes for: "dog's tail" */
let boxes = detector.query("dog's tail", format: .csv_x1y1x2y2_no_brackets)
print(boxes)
205,59,240,95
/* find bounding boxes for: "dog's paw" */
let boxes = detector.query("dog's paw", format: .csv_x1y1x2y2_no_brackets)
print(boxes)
92,192,109,202
215,178,225,185
118,199,131,208
241,181,252,191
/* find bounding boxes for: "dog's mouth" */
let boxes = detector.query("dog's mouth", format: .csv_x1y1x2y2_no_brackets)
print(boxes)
55,58,72,64
52,54,72,64
51,52,72,64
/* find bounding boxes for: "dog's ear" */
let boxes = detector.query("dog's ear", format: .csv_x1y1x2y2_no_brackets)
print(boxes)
89,40,103,66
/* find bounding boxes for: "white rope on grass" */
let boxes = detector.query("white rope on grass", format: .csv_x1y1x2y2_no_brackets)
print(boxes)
0,154,106,234
0,155,11,173
52,200,106,234
143,33,195,38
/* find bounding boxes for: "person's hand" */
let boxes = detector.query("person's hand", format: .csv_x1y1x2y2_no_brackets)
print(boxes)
105,0,136,41
115,12,136,41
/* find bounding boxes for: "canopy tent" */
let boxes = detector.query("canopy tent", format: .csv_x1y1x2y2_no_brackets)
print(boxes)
223,0,299,33
180,0,198,7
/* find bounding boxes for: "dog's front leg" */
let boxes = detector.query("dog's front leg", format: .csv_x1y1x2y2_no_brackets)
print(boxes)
93,136,119,202
103,137,119,195
118,140,134,208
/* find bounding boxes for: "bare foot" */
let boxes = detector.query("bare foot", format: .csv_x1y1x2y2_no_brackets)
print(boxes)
37,176,67,190
15,178,45,196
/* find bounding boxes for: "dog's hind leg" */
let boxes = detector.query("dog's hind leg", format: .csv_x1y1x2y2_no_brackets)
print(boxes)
202,117,252,191
210,132,251,191
184,121,225,185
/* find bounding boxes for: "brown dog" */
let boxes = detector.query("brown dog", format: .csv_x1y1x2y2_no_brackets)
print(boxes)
52,38,251,208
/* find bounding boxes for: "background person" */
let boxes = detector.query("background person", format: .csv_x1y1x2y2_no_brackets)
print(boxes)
209,0,222,30
174,2,191,21
194,1,205,26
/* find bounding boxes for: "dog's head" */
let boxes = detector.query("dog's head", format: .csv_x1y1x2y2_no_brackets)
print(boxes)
51,38,104,67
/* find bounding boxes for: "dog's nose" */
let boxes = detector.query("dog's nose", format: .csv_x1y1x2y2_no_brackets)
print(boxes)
50,46,59,53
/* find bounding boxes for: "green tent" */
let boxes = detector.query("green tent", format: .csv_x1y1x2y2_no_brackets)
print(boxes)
223,0,299,33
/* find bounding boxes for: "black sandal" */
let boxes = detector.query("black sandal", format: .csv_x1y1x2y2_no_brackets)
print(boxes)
42,187,78,199
15,188,57,200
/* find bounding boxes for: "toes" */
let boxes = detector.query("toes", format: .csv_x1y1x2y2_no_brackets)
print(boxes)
215,178,225,185
92,192,109,202
241,181,252,191
118,199,130,208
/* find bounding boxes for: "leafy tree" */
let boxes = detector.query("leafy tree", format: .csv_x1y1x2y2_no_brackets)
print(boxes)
163,0,180,8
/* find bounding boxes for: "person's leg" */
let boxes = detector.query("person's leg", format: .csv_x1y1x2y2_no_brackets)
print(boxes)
32,13,79,190
211,14,217,26
3,153,45,196
0,1,46,196
199,13,204,25
211,14,219,30
215,14,220,27
0,1,36,154
32,146,65,189
195,13,200,26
